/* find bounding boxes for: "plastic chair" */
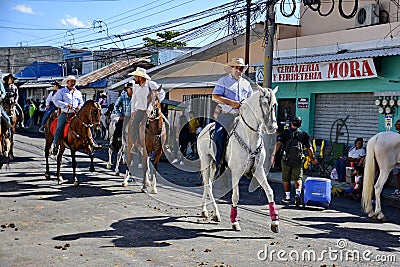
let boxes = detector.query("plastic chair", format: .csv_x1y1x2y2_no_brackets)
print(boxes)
324,142,345,172
306,139,330,177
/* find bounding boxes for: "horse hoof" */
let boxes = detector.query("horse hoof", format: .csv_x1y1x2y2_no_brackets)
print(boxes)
115,172,120,176
232,222,241,231
57,177,65,184
378,216,387,222
89,167,95,172
141,187,147,193
106,164,111,169
151,188,158,194
74,181,79,187
201,211,209,218
271,221,279,233
212,215,221,222
122,181,128,187
45,173,51,180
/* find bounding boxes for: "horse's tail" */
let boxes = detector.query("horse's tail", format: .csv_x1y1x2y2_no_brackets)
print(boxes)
362,134,377,214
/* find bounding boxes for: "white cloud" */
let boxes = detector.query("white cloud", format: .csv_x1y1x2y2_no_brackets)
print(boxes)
61,15,91,28
12,4,36,14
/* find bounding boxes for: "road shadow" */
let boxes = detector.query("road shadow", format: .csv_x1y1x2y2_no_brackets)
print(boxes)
292,215,400,252
53,215,272,247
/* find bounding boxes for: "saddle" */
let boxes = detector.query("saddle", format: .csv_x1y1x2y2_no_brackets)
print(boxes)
50,115,74,139
211,119,254,179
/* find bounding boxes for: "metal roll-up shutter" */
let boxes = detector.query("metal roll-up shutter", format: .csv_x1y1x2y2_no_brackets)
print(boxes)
313,93,377,144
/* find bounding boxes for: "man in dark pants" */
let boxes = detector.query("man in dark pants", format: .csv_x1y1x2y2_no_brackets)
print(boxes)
271,116,318,206
110,83,133,150
212,58,253,178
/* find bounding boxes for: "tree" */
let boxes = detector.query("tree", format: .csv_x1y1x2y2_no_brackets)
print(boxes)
143,31,187,48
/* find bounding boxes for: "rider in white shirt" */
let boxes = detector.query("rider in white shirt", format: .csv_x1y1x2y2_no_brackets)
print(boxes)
129,67,168,152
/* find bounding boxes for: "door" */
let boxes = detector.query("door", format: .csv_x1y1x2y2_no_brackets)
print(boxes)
277,98,296,133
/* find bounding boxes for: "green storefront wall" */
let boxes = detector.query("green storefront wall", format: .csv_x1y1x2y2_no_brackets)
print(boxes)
271,55,400,135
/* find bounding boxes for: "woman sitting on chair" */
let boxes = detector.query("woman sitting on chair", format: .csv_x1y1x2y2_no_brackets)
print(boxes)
334,137,366,182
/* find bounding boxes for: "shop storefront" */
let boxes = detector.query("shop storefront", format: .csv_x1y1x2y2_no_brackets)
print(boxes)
256,54,400,144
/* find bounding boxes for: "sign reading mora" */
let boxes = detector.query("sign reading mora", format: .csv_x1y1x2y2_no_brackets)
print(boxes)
259,58,377,83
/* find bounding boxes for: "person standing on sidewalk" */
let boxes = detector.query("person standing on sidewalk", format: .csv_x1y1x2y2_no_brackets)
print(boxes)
271,116,317,205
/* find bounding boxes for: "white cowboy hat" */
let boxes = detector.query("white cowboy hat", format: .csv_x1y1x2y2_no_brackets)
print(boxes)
61,75,77,85
225,57,248,73
128,67,151,80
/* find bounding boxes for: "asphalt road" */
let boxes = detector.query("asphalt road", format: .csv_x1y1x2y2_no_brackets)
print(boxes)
0,132,399,267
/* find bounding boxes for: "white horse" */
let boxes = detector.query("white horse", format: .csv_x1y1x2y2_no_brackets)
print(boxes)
106,114,125,176
362,131,400,221
197,86,279,232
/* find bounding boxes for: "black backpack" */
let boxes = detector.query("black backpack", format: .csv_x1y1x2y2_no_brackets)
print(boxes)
284,130,305,167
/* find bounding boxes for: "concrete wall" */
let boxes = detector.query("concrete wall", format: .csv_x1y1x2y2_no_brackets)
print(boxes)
0,46,62,75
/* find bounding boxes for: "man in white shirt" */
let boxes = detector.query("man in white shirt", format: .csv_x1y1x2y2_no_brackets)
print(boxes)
129,67,167,152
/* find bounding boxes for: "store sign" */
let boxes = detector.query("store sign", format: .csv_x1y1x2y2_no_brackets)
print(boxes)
297,98,309,109
260,58,377,83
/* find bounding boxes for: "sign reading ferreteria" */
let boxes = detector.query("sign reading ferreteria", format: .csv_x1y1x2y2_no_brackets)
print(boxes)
256,58,377,83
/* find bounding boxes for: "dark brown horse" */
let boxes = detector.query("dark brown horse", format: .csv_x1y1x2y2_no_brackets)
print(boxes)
44,100,102,185
2,93,19,160
0,118,12,169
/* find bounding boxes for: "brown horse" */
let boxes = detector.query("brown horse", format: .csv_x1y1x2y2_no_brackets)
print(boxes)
2,93,19,160
44,100,102,185
124,87,165,192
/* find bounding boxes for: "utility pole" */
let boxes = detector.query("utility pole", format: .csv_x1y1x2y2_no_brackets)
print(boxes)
244,0,251,77
263,1,276,88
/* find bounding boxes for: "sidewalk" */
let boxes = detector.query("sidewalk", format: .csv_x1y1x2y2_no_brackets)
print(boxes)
267,170,400,209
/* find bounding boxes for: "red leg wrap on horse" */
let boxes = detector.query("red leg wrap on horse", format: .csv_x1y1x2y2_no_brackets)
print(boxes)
230,206,238,223
269,202,279,221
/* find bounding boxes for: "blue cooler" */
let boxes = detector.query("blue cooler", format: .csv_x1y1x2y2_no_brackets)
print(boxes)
303,177,332,209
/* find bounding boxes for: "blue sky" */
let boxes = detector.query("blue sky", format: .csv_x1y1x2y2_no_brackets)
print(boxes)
0,0,299,49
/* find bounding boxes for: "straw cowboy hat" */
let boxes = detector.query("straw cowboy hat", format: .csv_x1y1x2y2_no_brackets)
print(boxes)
128,67,151,80
61,75,77,85
100,92,107,97
225,57,248,73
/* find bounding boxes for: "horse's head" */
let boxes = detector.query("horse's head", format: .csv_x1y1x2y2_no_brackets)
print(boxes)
146,85,162,120
79,100,102,129
241,86,278,134
2,93,15,110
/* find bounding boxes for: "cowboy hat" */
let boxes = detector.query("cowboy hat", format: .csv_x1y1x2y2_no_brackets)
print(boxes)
61,75,77,85
100,92,107,97
225,57,248,72
128,67,151,80
51,80,62,87
124,82,134,89
3,73,17,83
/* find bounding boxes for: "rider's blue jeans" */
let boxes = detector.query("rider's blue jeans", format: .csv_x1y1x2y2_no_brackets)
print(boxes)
213,113,236,166
53,112,68,146
40,105,56,128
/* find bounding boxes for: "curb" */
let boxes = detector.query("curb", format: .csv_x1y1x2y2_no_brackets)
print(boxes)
268,171,400,209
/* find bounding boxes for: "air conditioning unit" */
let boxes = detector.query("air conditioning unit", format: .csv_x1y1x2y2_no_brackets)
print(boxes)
355,4,380,27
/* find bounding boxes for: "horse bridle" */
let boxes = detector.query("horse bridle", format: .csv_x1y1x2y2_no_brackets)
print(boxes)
76,103,102,128
240,89,275,133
